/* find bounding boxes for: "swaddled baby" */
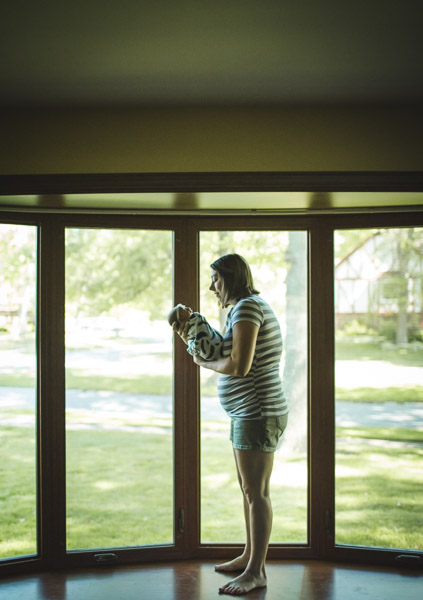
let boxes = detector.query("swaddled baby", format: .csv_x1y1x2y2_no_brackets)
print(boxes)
168,304,223,360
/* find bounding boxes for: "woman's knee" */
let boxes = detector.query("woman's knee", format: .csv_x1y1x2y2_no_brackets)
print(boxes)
241,480,270,504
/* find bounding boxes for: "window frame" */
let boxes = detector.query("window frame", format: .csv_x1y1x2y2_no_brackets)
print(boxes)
0,173,422,575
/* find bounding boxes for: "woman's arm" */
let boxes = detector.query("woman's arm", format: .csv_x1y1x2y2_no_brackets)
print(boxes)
193,320,259,377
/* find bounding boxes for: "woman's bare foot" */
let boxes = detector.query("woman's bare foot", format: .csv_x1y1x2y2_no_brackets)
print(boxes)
218,570,267,595
215,554,250,572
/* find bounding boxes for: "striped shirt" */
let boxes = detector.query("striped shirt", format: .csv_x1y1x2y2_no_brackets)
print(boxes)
218,295,288,420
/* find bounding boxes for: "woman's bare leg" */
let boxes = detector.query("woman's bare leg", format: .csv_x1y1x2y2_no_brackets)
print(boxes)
218,449,274,595
215,450,251,572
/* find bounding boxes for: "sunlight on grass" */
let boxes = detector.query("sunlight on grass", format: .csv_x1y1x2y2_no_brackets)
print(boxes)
0,538,37,558
271,458,307,488
336,386,423,403
337,426,423,442
66,371,172,395
93,480,125,491
66,429,173,550
203,473,231,486
336,342,423,366
336,441,423,550
336,464,362,477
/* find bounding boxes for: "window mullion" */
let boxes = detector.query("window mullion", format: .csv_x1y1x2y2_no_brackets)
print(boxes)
38,216,66,566
308,222,335,558
173,219,200,555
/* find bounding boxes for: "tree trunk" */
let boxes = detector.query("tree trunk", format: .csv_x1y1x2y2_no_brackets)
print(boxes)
217,231,231,331
282,232,307,455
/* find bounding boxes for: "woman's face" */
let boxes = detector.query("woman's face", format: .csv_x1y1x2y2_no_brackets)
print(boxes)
209,269,225,305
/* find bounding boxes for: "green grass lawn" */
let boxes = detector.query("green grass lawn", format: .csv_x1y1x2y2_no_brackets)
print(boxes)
336,341,423,366
66,427,174,550
0,427,37,558
335,440,423,550
0,370,174,396
0,370,222,398
336,386,423,403
336,426,423,443
1,423,422,559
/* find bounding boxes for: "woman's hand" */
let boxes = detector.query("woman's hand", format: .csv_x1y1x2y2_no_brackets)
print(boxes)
193,354,206,367
191,321,259,376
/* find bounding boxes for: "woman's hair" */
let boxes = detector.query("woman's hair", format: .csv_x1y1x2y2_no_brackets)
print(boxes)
210,253,259,306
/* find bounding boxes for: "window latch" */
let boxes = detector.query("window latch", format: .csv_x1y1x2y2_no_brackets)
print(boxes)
178,508,185,533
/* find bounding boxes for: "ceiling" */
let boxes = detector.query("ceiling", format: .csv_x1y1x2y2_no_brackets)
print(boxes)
1,0,422,108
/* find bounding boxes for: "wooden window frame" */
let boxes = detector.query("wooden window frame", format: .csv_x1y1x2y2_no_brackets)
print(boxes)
0,172,422,576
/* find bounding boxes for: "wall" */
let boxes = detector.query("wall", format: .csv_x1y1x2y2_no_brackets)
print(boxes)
1,105,423,175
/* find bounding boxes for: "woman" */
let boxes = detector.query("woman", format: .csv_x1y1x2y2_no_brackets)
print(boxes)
176,253,288,596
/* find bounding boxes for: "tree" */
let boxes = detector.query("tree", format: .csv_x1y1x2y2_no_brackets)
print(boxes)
199,230,289,319
65,228,172,319
375,228,422,344
0,224,36,336
335,229,378,263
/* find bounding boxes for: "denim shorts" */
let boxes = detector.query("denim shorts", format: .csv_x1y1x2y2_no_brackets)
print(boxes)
230,414,288,452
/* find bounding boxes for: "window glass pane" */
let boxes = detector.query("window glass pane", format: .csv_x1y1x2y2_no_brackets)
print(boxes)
0,224,37,558
199,231,308,544
335,227,423,550
65,228,173,550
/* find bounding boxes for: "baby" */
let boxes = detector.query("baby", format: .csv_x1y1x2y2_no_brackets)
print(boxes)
168,303,223,361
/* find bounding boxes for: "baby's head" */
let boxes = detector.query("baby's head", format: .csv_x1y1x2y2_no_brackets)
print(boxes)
167,304,191,327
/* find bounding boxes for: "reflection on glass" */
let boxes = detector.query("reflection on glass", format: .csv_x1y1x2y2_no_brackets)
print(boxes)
335,227,423,550
199,231,308,544
0,224,37,558
65,229,173,550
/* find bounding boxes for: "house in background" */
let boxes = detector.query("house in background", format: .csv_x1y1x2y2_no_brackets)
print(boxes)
335,230,423,343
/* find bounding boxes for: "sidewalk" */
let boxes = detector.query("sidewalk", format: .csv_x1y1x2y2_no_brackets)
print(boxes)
1,387,422,430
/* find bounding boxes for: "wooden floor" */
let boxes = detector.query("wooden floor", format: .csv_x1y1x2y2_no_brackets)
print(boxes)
1,560,422,600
